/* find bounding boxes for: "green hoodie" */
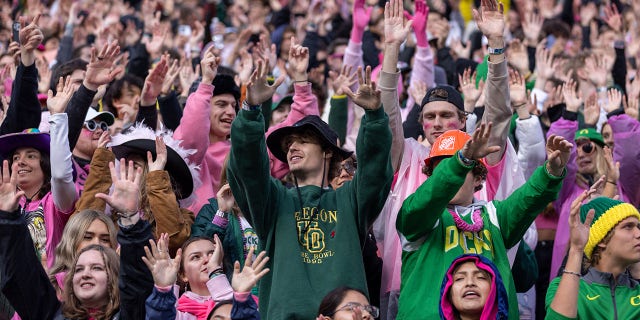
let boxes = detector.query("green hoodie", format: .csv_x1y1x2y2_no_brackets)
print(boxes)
227,107,393,319
396,153,564,319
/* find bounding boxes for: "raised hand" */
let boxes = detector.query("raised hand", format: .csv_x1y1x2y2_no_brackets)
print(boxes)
509,69,527,106
143,22,168,56
84,40,121,91
36,56,51,93
0,160,25,212
254,34,277,73
179,59,199,97
47,76,74,114
404,0,428,46
624,95,639,119
237,49,254,86
329,65,357,96
384,0,412,46
408,80,428,107
561,79,582,113
459,68,484,113
545,134,573,176
142,233,183,287
232,248,270,293
246,59,286,106
584,55,608,87
508,39,529,75
188,20,205,50
95,158,143,220
603,4,623,35
605,88,623,113
342,66,381,111
18,14,43,66
97,131,111,149
472,0,505,43
535,46,559,83
206,234,224,273
460,122,501,160
352,0,373,38
450,38,471,59
583,92,599,126
603,146,620,184
141,55,169,106
217,183,236,213
147,136,167,172
579,2,598,27
161,58,180,96
522,12,543,46
286,37,309,82
200,46,220,85
568,190,596,251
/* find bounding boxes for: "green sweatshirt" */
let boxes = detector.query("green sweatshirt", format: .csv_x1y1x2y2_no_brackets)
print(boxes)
227,107,393,319
545,268,640,320
396,153,564,320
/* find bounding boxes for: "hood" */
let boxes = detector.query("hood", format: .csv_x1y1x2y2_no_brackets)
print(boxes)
439,254,508,320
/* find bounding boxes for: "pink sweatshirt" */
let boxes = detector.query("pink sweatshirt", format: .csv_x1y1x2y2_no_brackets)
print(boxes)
174,82,318,214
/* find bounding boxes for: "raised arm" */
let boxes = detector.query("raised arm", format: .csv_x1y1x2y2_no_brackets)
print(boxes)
404,0,435,108
342,66,393,228
473,0,510,165
547,191,594,318
48,77,78,212
379,0,413,172
173,47,219,165
0,15,43,135
227,63,285,236
0,160,60,319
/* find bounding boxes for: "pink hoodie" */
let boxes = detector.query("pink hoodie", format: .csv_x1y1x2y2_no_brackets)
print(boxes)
174,82,318,214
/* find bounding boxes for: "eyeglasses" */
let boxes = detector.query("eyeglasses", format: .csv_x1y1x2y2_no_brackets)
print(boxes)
340,161,357,176
329,302,379,318
84,119,109,132
578,141,595,154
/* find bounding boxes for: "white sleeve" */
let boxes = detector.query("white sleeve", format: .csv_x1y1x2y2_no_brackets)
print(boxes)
515,115,546,179
49,113,78,212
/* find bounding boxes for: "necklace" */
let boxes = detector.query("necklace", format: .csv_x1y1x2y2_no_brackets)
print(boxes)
449,206,484,232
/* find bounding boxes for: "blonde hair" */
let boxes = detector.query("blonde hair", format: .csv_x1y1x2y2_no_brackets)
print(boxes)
63,245,120,320
49,210,117,295
576,143,608,187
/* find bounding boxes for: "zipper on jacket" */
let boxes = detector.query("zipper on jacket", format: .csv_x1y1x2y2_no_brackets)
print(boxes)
611,280,618,320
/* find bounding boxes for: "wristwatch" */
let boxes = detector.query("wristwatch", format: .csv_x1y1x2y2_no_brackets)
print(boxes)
487,47,505,55
458,151,477,167
215,209,228,219
242,100,261,111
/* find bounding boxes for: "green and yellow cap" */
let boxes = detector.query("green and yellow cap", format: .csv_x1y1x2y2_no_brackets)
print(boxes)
580,197,640,258
575,128,605,147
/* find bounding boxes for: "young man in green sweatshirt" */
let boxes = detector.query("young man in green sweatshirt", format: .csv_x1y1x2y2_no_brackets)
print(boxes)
227,61,393,319
396,125,571,320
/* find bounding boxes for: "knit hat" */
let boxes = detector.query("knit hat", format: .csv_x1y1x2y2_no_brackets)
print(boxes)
421,85,465,113
575,128,605,147
580,197,640,258
212,74,241,101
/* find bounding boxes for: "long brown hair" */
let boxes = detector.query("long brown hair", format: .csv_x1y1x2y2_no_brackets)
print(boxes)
49,210,117,298
63,245,119,320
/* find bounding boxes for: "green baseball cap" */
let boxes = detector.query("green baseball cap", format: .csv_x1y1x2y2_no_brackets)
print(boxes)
575,128,605,147
271,95,293,112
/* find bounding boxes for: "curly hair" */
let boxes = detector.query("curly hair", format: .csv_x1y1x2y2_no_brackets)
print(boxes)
423,156,487,192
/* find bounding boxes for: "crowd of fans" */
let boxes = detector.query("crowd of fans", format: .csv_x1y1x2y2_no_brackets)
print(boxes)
0,0,639,319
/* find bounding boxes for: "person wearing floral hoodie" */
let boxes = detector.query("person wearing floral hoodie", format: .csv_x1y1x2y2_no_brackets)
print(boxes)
440,254,509,320
173,39,318,214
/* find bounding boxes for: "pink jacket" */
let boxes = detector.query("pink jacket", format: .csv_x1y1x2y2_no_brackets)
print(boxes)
548,116,638,281
174,82,318,214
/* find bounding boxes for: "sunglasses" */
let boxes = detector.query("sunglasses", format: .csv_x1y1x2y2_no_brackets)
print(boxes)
340,161,357,176
84,119,109,132
328,302,379,318
578,141,595,154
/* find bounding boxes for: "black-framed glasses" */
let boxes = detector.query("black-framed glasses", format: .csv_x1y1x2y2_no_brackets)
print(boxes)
340,161,357,176
84,119,109,132
578,141,595,154
328,302,379,318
